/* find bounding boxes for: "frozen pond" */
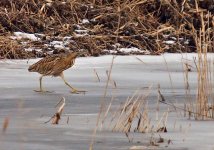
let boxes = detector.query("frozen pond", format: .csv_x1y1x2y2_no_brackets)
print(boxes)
0,54,213,150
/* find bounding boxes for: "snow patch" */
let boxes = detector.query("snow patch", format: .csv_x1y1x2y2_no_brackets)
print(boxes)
184,39,190,45
73,33,89,37
82,19,90,24
50,41,65,49
163,40,176,45
75,29,88,33
104,47,150,54
118,47,141,53
25,48,42,52
63,36,72,40
117,47,150,54
11,32,41,41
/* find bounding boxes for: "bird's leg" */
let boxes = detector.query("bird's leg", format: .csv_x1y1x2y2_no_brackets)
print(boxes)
59,73,86,94
34,75,52,93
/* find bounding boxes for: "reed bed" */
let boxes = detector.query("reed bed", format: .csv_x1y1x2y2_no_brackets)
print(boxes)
193,9,214,120
180,2,214,120
0,0,213,58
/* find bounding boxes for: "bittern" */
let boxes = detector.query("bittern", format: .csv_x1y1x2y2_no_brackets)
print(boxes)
28,51,85,93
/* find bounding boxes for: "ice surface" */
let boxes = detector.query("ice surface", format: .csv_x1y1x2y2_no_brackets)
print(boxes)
2,53,214,65
0,54,214,150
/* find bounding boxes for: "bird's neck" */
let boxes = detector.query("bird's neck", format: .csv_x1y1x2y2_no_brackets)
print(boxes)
67,53,77,62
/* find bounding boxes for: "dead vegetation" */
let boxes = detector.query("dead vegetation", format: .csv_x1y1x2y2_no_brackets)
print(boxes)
2,117,9,133
51,97,66,124
111,88,152,134
183,8,214,120
45,97,66,124
110,88,170,136
194,14,214,120
0,36,34,59
0,0,213,59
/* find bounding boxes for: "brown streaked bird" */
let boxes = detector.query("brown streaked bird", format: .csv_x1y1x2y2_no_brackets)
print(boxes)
28,51,86,93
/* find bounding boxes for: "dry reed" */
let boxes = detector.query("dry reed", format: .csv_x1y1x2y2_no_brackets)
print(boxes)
0,0,213,58
193,9,214,120
89,56,115,150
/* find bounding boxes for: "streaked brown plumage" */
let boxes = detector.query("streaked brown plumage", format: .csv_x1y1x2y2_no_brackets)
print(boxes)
28,52,85,93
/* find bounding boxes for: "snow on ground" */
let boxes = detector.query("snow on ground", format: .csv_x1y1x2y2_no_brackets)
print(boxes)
10,32,41,41
163,40,176,45
116,47,151,54
119,47,141,53
103,47,150,54
6,31,153,55
82,19,90,24
25,48,42,52
8,31,194,56
8,30,195,57
74,29,88,34
49,41,67,49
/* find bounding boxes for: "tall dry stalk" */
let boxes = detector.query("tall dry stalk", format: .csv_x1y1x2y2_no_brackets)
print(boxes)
182,57,194,119
89,56,116,150
194,10,213,120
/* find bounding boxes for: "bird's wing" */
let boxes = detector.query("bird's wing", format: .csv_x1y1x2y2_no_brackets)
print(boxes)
28,55,62,75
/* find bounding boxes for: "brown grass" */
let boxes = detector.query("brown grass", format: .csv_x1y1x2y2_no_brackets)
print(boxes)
2,117,9,133
0,36,34,59
0,0,213,59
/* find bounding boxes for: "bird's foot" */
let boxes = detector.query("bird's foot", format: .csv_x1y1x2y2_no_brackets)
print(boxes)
70,89,87,94
34,90,54,93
